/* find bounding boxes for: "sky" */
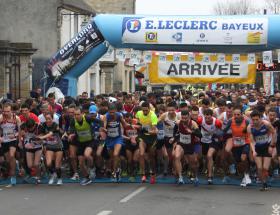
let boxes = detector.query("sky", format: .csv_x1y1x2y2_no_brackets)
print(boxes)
135,0,267,15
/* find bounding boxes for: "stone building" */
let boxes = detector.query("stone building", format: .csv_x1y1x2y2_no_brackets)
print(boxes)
0,0,94,98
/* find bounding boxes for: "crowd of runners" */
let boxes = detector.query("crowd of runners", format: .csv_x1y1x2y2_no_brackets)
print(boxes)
0,87,280,191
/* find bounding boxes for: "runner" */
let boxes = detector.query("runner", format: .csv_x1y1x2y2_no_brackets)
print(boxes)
223,105,252,187
123,112,140,182
136,101,158,184
197,108,223,184
39,113,64,185
21,119,43,184
68,107,101,185
102,104,131,182
172,110,201,185
248,110,276,191
0,103,21,186
158,102,180,175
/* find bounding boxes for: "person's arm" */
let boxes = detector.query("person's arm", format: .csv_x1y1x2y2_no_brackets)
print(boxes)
191,121,202,138
149,113,158,135
247,125,256,157
16,116,23,147
223,119,232,134
264,121,276,147
38,125,53,140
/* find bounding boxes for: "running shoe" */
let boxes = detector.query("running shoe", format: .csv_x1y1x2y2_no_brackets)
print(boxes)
70,173,79,181
116,168,122,182
177,176,185,185
48,173,57,185
207,177,213,185
34,177,41,185
10,176,16,186
260,183,268,191
57,178,63,185
240,174,252,187
80,178,92,186
141,175,147,183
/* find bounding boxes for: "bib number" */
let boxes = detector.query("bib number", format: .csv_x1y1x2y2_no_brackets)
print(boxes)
233,137,246,146
180,134,191,145
107,127,119,138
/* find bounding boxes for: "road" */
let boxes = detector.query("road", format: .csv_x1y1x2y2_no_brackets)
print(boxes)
0,183,278,215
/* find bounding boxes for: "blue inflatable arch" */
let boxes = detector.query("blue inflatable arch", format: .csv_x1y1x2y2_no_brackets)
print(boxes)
46,14,280,96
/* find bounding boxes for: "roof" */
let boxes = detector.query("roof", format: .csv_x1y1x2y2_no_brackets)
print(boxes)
60,0,95,15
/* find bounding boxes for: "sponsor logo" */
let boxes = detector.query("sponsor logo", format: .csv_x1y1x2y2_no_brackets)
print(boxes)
145,32,158,42
200,33,205,38
196,32,208,43
172,32,183,43
126,19,141,33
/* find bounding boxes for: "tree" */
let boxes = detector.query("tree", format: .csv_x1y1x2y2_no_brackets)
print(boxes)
213,0,259,15
265,0,280,14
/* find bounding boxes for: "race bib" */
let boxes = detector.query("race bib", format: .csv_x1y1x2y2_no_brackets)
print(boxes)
233,137,246,146
107,127,119,138
255,134,269,145
157,129,165,140
127,130,138,137
180,134,191,145
164,126,174,137
201,130,212,143
78,130,91,138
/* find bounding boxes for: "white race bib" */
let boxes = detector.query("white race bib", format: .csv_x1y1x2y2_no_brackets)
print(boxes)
180,134,191,145
233,137,246,146
107,127,119,138
255,134,269,144
157,129,165,140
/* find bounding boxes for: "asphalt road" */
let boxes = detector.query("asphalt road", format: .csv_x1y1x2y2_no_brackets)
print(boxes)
0,183,278,215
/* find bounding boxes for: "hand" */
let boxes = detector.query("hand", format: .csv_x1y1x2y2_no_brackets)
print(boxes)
169,138,174,144
68,134,75,142
252,150,257,158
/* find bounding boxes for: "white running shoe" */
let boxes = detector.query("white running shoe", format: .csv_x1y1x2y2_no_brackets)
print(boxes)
70,172,79,181
48,173,57,185
57,178,63,185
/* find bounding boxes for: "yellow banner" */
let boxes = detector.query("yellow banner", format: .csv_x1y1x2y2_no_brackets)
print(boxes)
149,54,256,84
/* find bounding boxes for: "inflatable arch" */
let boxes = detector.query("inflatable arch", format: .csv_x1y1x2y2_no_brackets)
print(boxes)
46,14,280,96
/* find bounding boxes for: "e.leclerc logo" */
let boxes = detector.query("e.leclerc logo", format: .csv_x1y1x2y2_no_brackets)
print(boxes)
126,19,141,33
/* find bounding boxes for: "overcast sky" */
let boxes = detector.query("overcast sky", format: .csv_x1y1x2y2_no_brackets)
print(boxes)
135,0,266,15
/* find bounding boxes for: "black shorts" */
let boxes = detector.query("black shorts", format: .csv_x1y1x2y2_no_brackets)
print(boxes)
177,143,195,155
137,133,157,150
201,141,223,155
255,144,271,157
46,145,63,153
164,137,173,149
124,140,139,152
156,139,165,150
25,147,42,153
232,144,250,162
77,141,93,156
62,139,69,151
1,141,18,154
276,140,280,156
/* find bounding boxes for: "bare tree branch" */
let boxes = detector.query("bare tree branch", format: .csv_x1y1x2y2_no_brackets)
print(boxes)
213,0,259,15
265,0,280,14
